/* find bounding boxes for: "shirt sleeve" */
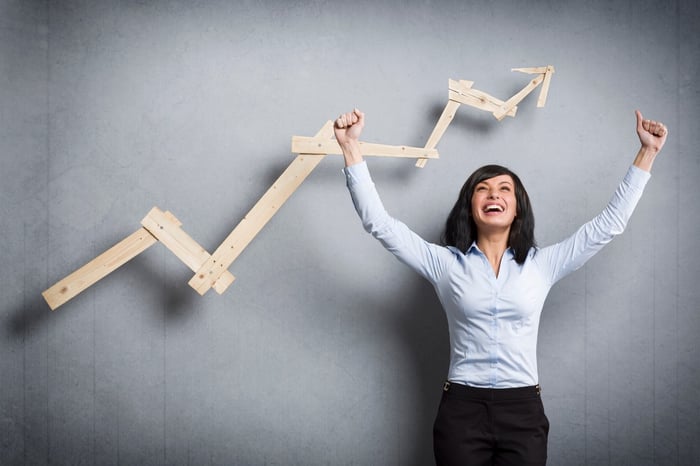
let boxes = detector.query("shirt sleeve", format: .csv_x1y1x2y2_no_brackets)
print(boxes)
536,165,651,285
343,161,454,285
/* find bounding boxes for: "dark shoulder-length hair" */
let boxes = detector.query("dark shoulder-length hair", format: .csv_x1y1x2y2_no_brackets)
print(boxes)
441,164,536,265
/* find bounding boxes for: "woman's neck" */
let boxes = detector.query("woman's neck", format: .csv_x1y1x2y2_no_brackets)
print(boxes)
477,231,509,277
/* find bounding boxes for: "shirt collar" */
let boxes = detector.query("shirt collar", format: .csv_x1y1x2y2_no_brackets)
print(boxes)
465,242,514,257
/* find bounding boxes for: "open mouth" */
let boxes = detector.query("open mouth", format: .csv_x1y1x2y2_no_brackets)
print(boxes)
483,204,504,213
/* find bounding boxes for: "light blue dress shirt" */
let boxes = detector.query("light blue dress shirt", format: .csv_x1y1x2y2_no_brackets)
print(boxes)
344,161,650,388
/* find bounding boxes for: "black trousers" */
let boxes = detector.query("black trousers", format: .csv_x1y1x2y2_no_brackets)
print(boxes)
433,382,549,466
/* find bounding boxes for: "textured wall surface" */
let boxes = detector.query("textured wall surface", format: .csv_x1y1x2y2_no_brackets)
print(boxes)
1,0,698,464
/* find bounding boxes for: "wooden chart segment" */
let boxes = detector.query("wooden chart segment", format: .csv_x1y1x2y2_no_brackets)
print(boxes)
290,138,438,159
141,207,236,294
417,66,554,167
42,66,554,309
42,228,158,310
415,99,462,168
536,66,555,108
188,121,335,295
510,66,556,107
449,88,518,117
493,73,545,121
512,66,549,74
417,78,519,168
426,100,462,149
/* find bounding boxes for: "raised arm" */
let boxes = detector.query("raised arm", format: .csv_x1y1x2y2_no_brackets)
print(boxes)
538,110,668,284
633,110,668,172
336,108,454,284
334,108,365,167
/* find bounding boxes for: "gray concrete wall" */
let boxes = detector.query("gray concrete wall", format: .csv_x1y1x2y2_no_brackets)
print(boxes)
1,0,698,464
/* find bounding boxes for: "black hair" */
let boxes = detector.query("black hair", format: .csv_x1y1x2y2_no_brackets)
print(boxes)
441,164,536,264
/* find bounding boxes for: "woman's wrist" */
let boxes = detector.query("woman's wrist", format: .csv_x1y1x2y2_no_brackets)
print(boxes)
633,146,659,172
340,139,363,167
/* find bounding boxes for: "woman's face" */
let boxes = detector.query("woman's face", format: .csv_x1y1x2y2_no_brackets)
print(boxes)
470,174,518,235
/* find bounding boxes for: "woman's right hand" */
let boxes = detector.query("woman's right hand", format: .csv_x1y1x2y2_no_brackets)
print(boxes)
334,108,365,145
334,108,365,167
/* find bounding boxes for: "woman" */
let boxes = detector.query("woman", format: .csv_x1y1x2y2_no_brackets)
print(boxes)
333,108,667,465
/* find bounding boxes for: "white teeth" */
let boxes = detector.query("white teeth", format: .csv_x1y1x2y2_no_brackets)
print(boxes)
484,205,503,212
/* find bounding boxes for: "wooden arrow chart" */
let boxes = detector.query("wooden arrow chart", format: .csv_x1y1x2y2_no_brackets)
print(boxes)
42,65,554,310
41,123,437,309
415,65,554,167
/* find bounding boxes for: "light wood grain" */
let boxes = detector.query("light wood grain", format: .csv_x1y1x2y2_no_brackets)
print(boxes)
493,74,545,121
141,207,236,294
189,121,335,295
42,228,158,310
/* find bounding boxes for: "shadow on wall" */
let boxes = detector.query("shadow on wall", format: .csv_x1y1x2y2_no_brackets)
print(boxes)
4,252,201,340
3,247,448,464
393,274,450,465
6,92,501,338
5,294,58,339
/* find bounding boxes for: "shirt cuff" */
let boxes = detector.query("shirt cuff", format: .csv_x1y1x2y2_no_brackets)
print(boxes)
625,164,652,190
343,161,372,187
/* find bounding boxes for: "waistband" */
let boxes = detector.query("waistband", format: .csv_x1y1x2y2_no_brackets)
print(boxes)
442,381,541,401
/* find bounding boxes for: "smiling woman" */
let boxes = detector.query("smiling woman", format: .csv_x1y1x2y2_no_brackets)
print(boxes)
333,108,668,466
444,164,535,274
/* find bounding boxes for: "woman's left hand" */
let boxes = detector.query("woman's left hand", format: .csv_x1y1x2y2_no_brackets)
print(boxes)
636,110,668,154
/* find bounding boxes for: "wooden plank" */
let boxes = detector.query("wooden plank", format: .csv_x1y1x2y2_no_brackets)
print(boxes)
448,89,518,116
537,65,555,108
448,79,517,116
449,89,494,112
213,270,235,294
141,208,209,272
141,207,236,294
416,99,461,168
493,73,545,121
163,210,182,227
42,228,158,310
188,153,325,295
416,76,519,168
512,66,549,74
450,79,474,93
189,121,335,295
291,137,438,159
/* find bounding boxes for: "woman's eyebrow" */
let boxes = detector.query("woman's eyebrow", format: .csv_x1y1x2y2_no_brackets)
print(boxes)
477,178,513,187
